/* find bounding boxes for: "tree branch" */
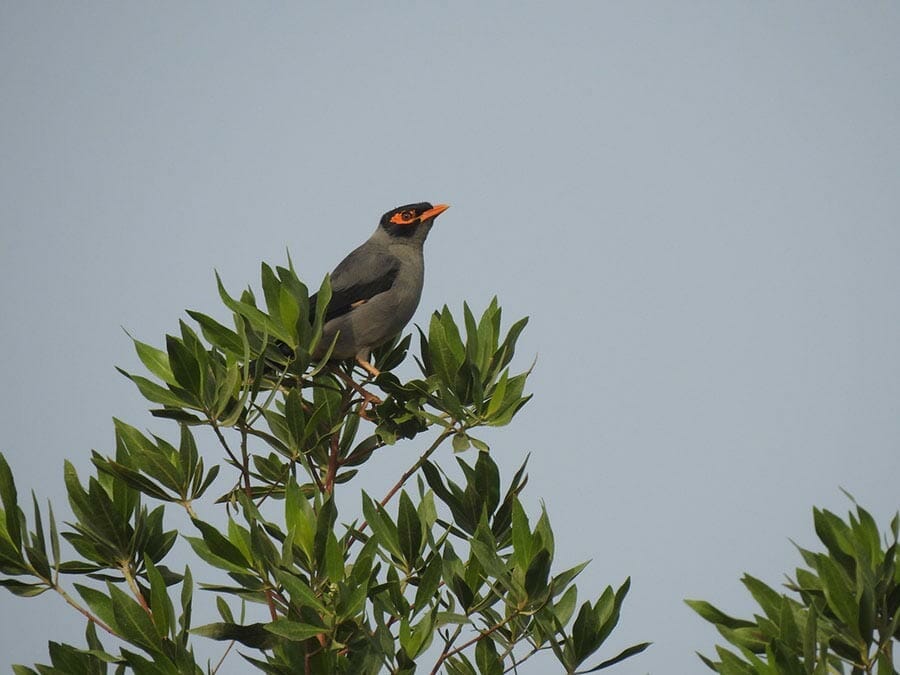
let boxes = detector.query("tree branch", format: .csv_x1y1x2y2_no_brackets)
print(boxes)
430,613,518,675
379,429,453,508
52,583,118,637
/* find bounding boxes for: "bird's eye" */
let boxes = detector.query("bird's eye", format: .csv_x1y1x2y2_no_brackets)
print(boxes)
388,209,418,225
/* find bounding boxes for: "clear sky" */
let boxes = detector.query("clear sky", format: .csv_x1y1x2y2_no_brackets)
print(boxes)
2,4,899,673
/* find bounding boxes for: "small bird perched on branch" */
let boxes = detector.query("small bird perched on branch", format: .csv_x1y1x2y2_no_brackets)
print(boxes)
311,202,450,377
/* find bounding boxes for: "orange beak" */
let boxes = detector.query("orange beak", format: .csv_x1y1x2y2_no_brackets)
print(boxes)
420,203,450,221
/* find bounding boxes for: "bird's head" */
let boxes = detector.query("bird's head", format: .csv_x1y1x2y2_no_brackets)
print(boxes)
379,202,450,238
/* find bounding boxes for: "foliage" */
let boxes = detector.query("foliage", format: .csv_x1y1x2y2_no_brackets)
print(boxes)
688,501,900,674
0,261,648,674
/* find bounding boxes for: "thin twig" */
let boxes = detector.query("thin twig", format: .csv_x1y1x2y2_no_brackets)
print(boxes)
379,429,453,508
239,427,252,495
209,639,235,675
347,429,453,549
121,562,152,615
429,614,518,675
210,423,242,469
53,584,118,637
330,366,382,406
265,588,278,621
324,433,340,494
503,645,542,673
432,624,464,670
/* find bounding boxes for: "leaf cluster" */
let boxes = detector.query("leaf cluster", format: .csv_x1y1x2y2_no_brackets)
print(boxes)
0,262,646,674
688,502,900,674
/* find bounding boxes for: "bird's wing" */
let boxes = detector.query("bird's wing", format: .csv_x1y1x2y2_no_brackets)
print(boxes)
310,246,400,322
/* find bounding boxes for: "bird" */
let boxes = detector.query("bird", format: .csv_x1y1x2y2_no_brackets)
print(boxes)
310,201,450,377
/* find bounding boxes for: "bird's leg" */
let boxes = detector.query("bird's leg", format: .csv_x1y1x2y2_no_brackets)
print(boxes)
352,355,383,418
355,356,381,379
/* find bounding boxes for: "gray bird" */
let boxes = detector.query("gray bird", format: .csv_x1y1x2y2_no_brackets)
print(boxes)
311,202,450,376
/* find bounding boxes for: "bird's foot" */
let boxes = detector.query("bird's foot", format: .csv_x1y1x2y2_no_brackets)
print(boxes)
355,356,381,379
330,365,383,417
357,389,382,421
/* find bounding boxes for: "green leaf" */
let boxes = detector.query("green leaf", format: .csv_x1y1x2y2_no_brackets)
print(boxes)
553,584,579,626
815,555,859,638
525,549,553,600
215,271,291,344
284,388,307,451
285,477,316,563
108,582,161,652
511,498,532,571
186,310,244,356
93,457,175,502
166,335,203,399
75,584,120,636
145,555,173,639
323,531,345,582
572,600,602,665
397,491,423,566
28,492,49,577
191,621,275,649
413,555,443,613
474,634,503,675
428,312,460,385
741,574,783,622
685,599,756,629
576,642,652,672
452,432,471,453
0,453,22,551
361,492,402,561
192,518,250,568
0,578,49,596
179,565,193,646
216,596,235,624
264,618,326,642
131,337,176,385
118,370,195,408
119,649,177,675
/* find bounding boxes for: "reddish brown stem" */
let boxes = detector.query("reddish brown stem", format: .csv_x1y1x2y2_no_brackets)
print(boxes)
324,433,340,494
430,614,517,675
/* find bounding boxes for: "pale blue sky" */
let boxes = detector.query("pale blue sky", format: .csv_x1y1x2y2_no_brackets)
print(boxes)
2,4,899,673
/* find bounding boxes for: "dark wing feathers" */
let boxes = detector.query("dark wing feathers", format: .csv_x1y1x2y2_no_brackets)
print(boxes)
309,247,400,322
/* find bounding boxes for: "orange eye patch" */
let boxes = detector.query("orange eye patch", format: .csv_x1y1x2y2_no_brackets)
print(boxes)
388,210,417,225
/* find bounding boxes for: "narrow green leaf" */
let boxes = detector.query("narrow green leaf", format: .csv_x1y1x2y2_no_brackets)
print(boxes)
0,578,49,597
144,555,173,639
108,582,161,652
361,492,402,561
413,555,443,613
275,570,325,613
264,618,326,641
186,310,244,356
75,584,120,635
187,518,250,571
397,491,423,566
0,453,22,551
118,370,195,408
215,272,291,344
684,599,756,629
511,498,532,571
815,556,859,637
166,335,203,398
576,642,652,672
191,621,275,648
131,338,175,385
474,634,503,675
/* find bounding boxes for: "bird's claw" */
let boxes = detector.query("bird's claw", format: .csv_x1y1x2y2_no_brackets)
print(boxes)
355,356,381,379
